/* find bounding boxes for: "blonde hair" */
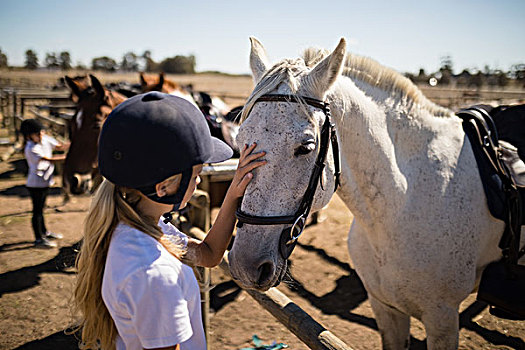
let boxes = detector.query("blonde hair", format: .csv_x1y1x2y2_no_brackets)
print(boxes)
72,179,185,350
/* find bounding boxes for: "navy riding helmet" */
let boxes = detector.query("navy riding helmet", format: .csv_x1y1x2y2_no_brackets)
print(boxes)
20,119,44,138
98,92,233,215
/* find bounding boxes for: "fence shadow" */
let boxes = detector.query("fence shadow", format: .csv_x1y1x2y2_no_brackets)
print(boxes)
0,241,80,296
293,242,524,349
14,328,80,350
210,280,242,313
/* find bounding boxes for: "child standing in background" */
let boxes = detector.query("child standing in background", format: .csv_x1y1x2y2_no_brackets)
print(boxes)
21,119,69,248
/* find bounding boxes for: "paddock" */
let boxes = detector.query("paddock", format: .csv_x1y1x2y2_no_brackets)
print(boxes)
0,74,524,349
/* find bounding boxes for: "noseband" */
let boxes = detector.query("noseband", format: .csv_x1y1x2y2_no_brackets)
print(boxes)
235,94,341,259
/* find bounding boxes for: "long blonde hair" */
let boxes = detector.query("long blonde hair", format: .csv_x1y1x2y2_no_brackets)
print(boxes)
72,179,185,350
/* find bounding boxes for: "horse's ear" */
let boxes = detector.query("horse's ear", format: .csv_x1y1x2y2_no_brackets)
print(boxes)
306,38,346,96
65,75,80,97
158,72,165,86
89,74,105,98
140,72,147,88
249,37,270,84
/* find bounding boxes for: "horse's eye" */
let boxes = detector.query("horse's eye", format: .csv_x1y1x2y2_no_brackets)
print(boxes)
294,142,316,156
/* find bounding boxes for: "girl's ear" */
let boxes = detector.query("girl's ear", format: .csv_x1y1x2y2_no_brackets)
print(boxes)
155,173,182,198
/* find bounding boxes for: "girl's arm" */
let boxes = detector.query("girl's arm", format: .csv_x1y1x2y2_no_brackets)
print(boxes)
40,154,66,163
54,141,70,152
189,143,266,267
146,345,180,350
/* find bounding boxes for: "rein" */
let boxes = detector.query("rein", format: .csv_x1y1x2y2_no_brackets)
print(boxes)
235,94,341,259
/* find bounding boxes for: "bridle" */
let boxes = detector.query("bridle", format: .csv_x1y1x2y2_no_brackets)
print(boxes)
235,94,341,259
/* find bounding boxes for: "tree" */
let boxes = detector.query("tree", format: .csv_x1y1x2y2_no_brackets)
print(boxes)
92,56,118,71
59,51,72,70
159,55,196,74
440,55,453,73
510,63,525,82
469,71,485,88
494,70,509,87
45,52,59,69
142,50,158,72
0,48,7,68
75,61,87,70
121,51,139,71
25,49,39,69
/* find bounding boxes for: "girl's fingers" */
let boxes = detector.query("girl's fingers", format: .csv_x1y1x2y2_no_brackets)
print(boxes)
237,172,253,192
236,160,266,180
240,143,257,159
239,151,265,168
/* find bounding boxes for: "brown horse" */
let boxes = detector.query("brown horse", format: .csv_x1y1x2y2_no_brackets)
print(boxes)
139,72,197,105
63,74,127,196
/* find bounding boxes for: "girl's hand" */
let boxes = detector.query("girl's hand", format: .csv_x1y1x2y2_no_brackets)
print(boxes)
228,143,266,199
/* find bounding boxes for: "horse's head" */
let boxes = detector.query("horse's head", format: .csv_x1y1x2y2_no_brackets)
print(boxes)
140,72,197,107
64,74,126,194
140,72,166,93
228,37,346,290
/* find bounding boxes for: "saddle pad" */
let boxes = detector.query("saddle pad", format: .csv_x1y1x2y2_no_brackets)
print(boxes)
461,105,525,224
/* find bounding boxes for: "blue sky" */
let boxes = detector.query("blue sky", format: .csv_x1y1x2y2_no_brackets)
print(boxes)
1,0,524,75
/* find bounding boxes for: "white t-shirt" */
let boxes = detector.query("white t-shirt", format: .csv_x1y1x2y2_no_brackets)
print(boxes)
24,134,59,188
102,220,205,350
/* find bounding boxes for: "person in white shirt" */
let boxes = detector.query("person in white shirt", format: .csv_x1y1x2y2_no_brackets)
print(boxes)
21,119,69,248
72,92,266,350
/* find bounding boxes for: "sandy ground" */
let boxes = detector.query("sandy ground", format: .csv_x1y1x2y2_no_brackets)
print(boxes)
0,153,524,350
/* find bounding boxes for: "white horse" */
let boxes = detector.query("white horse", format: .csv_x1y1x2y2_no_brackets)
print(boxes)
228,37,510,349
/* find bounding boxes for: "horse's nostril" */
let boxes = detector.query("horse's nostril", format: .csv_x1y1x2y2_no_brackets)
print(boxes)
257,262,274,286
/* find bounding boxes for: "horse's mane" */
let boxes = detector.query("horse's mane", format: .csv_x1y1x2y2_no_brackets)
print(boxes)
303,48,451,117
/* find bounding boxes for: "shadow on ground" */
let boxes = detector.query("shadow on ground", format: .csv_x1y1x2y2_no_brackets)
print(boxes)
0,159,27,180
14,328,80,350
0,184,62,198
290,242,524,350
0,241,81,296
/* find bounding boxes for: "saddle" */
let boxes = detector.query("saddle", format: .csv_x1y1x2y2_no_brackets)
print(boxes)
457,104,525,319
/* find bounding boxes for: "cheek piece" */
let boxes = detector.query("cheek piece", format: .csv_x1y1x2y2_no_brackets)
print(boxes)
136,168,193,223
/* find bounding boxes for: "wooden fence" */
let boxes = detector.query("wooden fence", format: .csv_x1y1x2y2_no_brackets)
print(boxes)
0,88,73,144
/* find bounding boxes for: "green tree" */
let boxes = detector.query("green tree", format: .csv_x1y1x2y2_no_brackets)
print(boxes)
59,51,72,70
45,52,59,69
159,55,196,74
0,48,8,68
510,63,525,82
142,50,158,72
440,55,453,73
92,56,118,71
494,70,509,87
121,51,139,71
25,49,39,69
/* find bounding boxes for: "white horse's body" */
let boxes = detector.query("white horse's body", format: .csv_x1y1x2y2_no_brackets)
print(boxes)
228,38,507,349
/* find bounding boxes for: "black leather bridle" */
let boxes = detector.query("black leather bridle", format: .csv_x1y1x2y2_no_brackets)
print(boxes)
235,94,341,259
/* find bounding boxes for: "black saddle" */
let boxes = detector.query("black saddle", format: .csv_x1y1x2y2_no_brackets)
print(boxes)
457,104,525,319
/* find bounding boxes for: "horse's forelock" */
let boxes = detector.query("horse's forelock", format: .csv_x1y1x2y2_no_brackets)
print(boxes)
241,59,313,124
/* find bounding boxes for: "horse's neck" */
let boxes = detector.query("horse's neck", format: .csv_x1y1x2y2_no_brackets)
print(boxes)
330,77,458,228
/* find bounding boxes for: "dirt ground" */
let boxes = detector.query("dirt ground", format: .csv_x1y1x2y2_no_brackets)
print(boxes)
0,152,524,350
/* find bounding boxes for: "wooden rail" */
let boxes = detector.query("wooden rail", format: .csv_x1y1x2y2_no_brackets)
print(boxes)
179,219,353,350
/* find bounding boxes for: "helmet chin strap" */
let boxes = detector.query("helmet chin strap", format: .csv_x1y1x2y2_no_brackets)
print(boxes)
136,169,193,224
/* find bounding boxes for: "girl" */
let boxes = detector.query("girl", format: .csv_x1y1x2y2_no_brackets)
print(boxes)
21,119,69,248
73,92,265,350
